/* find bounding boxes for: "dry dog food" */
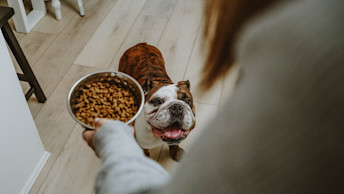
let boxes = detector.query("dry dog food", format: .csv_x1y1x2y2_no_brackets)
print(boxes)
74,81,138,127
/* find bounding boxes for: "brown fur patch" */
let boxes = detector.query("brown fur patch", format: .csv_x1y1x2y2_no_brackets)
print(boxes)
119,43,173,91
146,81,196,132
177,81,196,118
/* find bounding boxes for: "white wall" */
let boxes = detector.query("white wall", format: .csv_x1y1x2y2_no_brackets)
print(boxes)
0,31,49,193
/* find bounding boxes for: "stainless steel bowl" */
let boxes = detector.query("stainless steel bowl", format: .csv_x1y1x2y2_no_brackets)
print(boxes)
67,71,144,129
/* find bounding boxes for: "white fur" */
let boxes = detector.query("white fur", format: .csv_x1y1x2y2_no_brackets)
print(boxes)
134,84,195,149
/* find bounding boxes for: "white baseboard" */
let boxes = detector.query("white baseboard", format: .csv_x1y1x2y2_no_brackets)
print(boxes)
20,151,50,194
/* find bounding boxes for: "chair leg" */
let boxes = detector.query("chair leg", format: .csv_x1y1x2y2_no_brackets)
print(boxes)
51,0,62,20
1,22,47,103
77,0,85,16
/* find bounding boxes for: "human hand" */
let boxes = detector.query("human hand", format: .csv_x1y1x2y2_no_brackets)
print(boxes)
82,118,110,150
82,118,135,151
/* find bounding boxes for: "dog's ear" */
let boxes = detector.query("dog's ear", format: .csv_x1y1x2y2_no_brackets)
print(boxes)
143,77,153,96
177,80,190,90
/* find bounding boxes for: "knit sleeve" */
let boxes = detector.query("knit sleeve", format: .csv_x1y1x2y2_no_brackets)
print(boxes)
93,121,170,194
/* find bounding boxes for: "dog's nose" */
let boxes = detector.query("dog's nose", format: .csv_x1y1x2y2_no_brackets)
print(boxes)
169,103,184,116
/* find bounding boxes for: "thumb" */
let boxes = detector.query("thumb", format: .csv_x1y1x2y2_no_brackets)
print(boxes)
129,125,135,135
94,118,111,129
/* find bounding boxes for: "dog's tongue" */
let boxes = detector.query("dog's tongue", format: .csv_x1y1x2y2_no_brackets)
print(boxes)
163,126,182,139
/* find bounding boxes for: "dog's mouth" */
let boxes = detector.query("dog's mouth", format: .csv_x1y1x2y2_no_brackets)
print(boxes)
150,123,190,142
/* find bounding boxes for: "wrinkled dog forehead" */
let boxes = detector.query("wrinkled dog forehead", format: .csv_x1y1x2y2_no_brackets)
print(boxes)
149,84,179,101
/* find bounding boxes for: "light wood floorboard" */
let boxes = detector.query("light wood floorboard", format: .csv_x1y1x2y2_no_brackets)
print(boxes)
107,14,168,71
37,125,101,194
141,0,177,18
18,31,57,68
27,0,116,117
74,0,147,69
157,0,203,82
29,65,102,193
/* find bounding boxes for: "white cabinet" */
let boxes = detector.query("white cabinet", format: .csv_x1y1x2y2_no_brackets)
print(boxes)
0,30,49,193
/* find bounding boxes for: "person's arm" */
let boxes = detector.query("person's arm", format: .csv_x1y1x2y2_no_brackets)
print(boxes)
84,119,170,194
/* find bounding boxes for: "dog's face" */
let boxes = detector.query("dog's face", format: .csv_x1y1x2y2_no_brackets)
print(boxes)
143,81,196,145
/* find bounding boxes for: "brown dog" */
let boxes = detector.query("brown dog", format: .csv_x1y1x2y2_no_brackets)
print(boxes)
119,43,196,161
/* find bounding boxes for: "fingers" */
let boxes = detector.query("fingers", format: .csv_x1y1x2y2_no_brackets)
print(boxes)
82,129,96,149
82,118,111,151
83,118,135,153
95,118,135,135
94,118,111,129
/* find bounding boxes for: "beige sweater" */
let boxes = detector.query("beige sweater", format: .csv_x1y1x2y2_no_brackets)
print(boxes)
161,0,344,193
94,0,344,193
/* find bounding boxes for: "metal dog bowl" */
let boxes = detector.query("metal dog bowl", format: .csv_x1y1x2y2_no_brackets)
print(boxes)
67,71,144,129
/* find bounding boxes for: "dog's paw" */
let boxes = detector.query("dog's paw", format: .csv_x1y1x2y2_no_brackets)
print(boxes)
169,145,185,162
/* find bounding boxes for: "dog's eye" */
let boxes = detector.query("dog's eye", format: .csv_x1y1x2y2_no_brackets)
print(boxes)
178,92,193,107
184,97,192,106
151,98,164,106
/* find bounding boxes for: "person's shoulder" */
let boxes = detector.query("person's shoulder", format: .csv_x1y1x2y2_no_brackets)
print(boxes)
236,0,344,62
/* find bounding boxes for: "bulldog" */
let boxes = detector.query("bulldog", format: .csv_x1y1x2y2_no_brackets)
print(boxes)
118,43,196,161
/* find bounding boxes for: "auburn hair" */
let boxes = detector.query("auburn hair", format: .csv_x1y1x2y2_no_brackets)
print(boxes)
201,0,279,91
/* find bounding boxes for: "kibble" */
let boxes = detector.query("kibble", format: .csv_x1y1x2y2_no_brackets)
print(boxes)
74,81,138,127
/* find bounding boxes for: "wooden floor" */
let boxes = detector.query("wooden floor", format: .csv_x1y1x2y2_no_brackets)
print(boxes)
3,0,238,193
